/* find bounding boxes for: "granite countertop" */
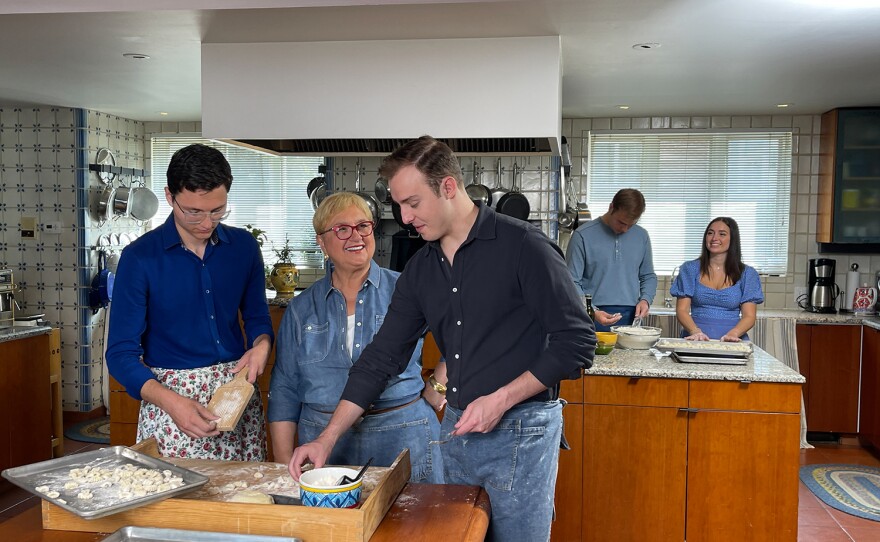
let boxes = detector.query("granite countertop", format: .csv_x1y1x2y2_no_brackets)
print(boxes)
585,343,805,384
0,324,53,344
649,307,880,331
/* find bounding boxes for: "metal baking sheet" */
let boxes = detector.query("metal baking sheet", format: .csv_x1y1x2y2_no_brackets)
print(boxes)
671,351,749,366
655,338,752,358
104,526,303,542
1,446,208,519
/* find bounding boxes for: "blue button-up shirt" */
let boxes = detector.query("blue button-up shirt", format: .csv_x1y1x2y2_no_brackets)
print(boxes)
106,214,274,400
267,261,425,424
342,203,595,411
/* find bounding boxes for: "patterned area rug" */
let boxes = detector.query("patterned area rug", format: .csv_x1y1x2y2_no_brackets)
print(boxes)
63,416,111,444
800,464,880,521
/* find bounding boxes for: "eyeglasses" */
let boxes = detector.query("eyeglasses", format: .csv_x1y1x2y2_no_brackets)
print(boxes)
320,221,374,240
173,198,231,224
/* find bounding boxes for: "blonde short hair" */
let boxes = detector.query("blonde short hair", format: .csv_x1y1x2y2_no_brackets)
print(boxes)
313,192,372,234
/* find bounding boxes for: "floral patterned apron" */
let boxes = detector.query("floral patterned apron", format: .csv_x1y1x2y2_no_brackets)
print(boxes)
136,360,266,461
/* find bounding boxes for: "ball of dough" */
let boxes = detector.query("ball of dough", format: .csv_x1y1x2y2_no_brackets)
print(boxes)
229,490,274,504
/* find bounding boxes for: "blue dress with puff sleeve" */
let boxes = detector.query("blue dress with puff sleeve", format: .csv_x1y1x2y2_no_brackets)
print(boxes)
670,259,764,340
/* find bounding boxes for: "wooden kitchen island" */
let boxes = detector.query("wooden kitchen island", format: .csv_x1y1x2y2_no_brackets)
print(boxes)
0,482,489,541
554,344,805,542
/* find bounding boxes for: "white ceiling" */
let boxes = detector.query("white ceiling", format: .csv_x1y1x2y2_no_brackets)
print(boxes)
1,0,879,122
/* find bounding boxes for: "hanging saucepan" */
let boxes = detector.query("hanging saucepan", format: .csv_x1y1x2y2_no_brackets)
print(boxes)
353,164,380,224
489,159,508,210
465,161,492,206
392,201,419,237
88,248,115,313
306,175,325,200
374,176,392,205
95,185,116,226
495,162,531,221
128,185,159,221
310,182,329,210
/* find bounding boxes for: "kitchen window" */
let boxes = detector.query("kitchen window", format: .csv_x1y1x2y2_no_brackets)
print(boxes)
150,137,325,267
588,130,792,275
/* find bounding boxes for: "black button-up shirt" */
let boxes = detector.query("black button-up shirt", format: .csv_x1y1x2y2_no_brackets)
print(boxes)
342,203,596,410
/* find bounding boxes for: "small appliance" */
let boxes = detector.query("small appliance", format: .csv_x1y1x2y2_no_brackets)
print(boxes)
0,269,15,329
806,258,840,313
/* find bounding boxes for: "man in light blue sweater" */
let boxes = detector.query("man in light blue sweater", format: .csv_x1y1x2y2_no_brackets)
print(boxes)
565,188,657,331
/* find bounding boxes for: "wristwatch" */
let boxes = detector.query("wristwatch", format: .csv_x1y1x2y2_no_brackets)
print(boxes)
428,374,447,395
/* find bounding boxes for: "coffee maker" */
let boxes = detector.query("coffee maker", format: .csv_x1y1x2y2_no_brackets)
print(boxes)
807,258,840,313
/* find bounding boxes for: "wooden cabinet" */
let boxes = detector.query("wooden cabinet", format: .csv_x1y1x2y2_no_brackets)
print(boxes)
581,375,800,542
818,107,880,246
796,323,862,433
110,304,287,461
551,377,584,542
859,326,880,451
0,333,52,476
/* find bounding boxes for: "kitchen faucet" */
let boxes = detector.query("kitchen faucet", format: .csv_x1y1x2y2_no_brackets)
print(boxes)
664,266,680,308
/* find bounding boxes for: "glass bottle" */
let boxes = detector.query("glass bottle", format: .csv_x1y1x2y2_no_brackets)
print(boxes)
584,294,595,321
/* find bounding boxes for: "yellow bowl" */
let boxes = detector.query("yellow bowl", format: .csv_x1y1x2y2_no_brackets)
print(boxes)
595,331,618,346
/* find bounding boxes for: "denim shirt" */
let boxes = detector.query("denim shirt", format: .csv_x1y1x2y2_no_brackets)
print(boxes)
267,261,425,424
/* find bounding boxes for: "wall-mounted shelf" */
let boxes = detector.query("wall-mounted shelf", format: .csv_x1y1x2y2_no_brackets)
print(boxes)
88,164,150,178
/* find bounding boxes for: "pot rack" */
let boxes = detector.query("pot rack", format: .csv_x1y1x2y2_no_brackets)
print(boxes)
88,163,150,179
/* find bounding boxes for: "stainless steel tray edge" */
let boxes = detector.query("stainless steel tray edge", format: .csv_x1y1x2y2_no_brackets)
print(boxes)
655,337,752,358
104,526,303,542
671,351,749,365
1,446,208,519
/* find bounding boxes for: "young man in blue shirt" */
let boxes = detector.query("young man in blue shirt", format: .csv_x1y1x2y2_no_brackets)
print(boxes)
106,144,273,460
565,188,658,331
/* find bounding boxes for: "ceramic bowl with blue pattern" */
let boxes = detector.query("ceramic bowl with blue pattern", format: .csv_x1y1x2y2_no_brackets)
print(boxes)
299,467,362,508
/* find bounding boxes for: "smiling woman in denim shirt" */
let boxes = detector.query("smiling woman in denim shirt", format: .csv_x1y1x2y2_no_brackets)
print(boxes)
268,193,444,483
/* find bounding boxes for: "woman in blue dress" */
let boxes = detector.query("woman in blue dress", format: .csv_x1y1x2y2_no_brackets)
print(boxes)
670,217,764,341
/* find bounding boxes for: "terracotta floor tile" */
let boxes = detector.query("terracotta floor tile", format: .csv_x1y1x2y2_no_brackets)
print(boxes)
843,525,880,542
797,524,855,541
796,443,880,540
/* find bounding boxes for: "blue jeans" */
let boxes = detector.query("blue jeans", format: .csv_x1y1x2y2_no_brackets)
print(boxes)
441,400,563,542
299,398,444,483
594,304,636,332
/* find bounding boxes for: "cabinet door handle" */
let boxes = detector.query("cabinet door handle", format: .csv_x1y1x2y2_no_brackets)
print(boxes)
678,408,699,414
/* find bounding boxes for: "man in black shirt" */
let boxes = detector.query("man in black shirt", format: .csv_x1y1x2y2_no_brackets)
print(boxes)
289,136,595,541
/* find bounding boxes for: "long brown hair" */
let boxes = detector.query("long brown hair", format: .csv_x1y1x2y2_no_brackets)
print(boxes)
698,217,745,284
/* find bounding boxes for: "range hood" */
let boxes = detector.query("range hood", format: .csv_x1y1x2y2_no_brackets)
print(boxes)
201,36,561,156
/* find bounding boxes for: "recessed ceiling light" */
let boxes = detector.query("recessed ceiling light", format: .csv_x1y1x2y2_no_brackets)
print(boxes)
122,53,150,60
618,105,630,110
632,43,661,50
159,112,169,116
776,104,791,108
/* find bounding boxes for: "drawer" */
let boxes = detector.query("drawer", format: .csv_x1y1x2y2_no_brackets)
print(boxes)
584,376,688,408
559,377,584,404
689,380,801,413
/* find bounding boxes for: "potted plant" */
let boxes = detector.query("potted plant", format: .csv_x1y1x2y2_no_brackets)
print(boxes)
269,235,299,298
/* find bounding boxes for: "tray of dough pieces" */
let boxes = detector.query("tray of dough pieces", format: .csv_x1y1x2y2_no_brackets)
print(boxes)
103,526,302,542
1,446,208,519
654,338,753,358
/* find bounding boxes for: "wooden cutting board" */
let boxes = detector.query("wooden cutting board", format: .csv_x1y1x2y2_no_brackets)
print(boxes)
207,367,255,431
42,443,412,542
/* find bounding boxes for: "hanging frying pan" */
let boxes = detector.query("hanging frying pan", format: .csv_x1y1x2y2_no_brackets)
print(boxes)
465,161,491,206
489,159,508,209
374,176,392,204
392,201,419,236
495,162,530,221
88,249,115,312
353,163,380,224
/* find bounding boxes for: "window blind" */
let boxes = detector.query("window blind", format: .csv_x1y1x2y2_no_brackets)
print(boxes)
588,131,792,275
150,137,325,267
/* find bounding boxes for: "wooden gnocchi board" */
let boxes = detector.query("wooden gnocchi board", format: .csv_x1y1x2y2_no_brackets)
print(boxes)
41,441,410,542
